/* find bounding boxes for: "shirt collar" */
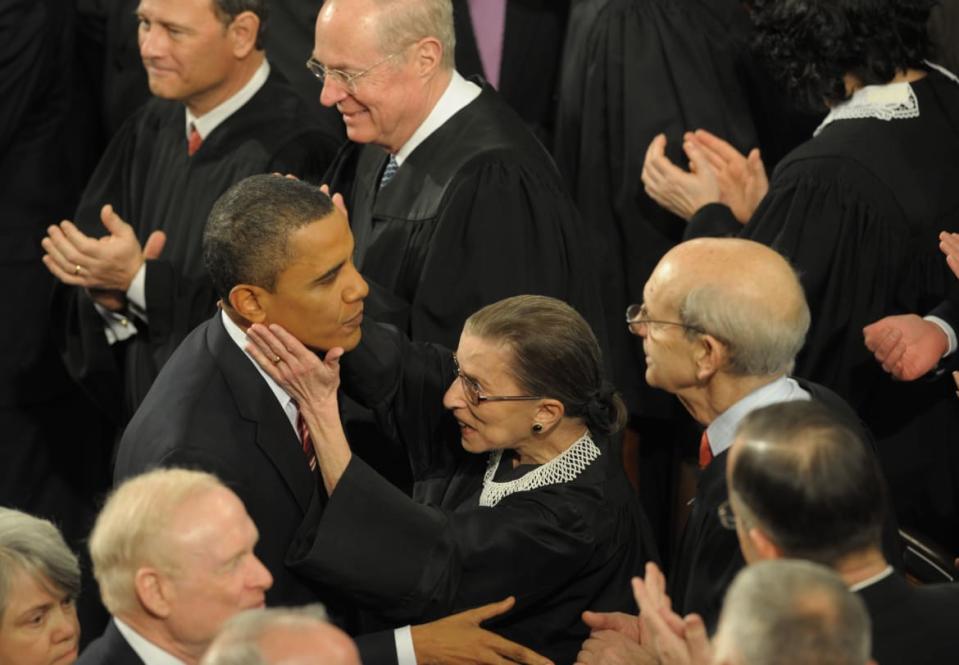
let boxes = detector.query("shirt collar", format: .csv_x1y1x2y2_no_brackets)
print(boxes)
393,70,481,165
185,59,271,140
849,565,895,592
706,376,811,456
113,619,188,665
220,310,297,420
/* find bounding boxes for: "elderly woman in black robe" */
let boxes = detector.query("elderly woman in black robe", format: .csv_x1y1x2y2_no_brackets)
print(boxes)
641,0,959,552
247,295,656,665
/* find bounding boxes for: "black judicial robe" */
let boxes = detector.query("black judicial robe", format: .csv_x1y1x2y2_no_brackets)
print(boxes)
685,70,959,551
670,379,901,632
288,321,657,665
554,0,819,419
53,70,340,423
857,572,959,665
323,85,606,354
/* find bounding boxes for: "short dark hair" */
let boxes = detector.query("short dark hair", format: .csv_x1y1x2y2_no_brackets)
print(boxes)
730,401,886,566
463,295,627,436
203,174,335,301
749,0,936,110
212,0,268,49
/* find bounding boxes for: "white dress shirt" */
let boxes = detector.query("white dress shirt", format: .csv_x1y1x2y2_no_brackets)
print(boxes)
114,619,187,665
393,70,481,166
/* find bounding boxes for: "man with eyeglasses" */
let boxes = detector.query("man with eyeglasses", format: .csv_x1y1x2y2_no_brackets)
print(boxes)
41,0,341,427
578,237,898,665
311,0,605,357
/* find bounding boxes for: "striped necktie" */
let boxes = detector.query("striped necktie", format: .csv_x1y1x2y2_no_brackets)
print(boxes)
379,154,399,188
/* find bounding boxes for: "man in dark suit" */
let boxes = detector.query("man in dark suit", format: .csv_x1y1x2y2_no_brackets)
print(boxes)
78,468,274,665
576,238,897,664
113,174,551,665
725,400,959,665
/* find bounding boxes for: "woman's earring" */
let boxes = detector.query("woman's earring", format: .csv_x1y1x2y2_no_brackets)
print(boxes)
531,423,544,433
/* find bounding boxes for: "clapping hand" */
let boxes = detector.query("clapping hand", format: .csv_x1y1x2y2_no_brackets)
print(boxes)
642,134,722,221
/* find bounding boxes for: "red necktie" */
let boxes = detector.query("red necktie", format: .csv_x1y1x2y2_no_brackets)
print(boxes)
698,430,714,470
296,411,317,472
187,124,203,156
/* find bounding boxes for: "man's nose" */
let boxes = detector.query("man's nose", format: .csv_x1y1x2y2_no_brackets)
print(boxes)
319,76,349,108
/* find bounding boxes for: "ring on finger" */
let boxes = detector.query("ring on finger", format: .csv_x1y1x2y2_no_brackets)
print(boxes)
74,264,83,276
272,355,281,364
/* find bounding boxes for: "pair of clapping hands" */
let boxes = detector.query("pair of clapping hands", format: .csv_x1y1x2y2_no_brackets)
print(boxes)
641,130,768,224
576,563,711,665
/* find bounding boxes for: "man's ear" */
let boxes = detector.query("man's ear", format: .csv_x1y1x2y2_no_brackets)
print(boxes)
747,526,784,561
134,567,173,619
412,36,443,78
229,284,269,323
694,333,728,382
228,11,260,58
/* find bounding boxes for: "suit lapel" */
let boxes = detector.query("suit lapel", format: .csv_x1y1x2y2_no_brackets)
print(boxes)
207,315,319,513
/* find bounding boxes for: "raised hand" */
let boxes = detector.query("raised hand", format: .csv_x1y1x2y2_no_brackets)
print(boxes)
688,129,768,224
863,314,948,381
642,134,721,221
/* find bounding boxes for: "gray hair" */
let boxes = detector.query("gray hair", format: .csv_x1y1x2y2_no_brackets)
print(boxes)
0,508,80,622
200,605,329,665
714,560,871,665
371,0,456,69
212,0,268,49
678,279,810,376
89,468,224,615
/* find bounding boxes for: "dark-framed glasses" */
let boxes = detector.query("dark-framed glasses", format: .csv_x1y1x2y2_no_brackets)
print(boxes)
305,52,400,94
625,303,705,336
717,500,737,530
452,353,544,406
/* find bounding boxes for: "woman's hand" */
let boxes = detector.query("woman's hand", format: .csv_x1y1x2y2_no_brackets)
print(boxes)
642,134,721,221
246,323,344,417
687,129,768,224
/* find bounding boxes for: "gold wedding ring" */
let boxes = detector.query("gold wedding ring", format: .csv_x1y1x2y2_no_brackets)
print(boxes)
272,355,281,364
74,264,82,276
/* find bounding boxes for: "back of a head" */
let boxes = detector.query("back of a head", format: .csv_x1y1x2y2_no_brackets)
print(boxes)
665,238,810,377
714,560,871,665
0,508,80,622
749,0,936,110
201,605,361,665
730,401,885,566
464,294,626,436
203,174,335,302
89,468,223,616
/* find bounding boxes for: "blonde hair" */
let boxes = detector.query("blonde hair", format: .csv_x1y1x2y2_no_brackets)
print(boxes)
89,468,223,614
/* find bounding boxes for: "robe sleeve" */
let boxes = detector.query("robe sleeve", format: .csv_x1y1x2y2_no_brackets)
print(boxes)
340,320,463,479
287,455,599,624
408,160,589,348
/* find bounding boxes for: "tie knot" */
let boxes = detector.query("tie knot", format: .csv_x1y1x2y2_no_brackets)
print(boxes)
187,124,203,157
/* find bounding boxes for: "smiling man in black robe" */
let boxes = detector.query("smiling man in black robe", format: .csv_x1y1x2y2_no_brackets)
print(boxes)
314,0,603,353
42,0,340,423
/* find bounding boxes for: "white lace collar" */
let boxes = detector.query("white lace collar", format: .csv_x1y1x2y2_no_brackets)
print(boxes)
478,431,601,507
814,61,959,136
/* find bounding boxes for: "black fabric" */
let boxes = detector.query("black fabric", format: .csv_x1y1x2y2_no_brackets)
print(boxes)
553,0,820,421
857,572,959,665
686,71,959,551
669,378,901,631
324,84,607,355
451,0,569,145
287,320,658,665
75,621,143,665
52,70,340,424
113,315,396,665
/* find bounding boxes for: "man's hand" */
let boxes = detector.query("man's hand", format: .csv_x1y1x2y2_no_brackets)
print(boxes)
687,129,768,224
632,564,712,665
411,597,553,665
863,314,949,380
41,204,166,298
319,184,350,221
575,630,658,665
940,232,959,281
641,134,721,221
582,611,642,643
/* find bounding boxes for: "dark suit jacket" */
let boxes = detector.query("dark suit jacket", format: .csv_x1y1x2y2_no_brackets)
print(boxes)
670,378,901,632
75,621,143,665
858,571,959,665
113,314,397,665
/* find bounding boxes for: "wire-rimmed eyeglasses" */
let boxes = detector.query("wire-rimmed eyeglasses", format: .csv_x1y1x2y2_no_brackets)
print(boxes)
452,353,544,406
625,303,705,336
305,52,400,93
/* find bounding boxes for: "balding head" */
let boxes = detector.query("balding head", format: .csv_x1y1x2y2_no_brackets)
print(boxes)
201,606,362,665
645,238,809,377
